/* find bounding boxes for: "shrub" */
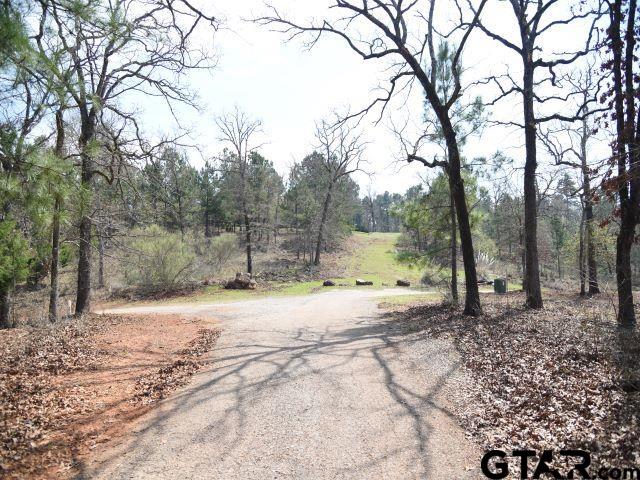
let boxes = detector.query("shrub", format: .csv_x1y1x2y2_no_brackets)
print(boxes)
475,251,497,279
59,243,73,268
204,235,238,272
124,226,195,290
0,219,30,291
420,262,444,286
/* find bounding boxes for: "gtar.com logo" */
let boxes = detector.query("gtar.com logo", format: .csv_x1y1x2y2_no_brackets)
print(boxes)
481,449,640,479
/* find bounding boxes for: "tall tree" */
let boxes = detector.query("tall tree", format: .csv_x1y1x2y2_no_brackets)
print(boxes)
32,0,217,315
199,161,223,238
216,108,263,274
395,41,484,303
260,0,487,315
160,148,199,237
601,0,638,327
540,70,603,295
473,0,602,308
0,0,55,327
313,120,366,266
48,108,67,321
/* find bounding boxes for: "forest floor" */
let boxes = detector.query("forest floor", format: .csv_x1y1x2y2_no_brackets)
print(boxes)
0,313,220,479
383,293,640,472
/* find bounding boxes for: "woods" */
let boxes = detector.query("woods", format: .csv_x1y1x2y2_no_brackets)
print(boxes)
0,0,637,327
259,0,638,323
0,0,638,316
0,0,639,478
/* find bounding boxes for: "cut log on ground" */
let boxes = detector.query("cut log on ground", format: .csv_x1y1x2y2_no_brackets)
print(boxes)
224,273,257,290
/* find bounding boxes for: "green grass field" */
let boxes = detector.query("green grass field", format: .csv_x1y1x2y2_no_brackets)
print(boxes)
102,232,523,308
172,232,424,304
341,232,422,286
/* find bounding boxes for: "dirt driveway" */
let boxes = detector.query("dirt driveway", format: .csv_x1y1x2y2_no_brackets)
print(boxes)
85,289,481,479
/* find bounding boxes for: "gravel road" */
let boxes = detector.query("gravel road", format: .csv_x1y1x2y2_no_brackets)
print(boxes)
85,289,481,479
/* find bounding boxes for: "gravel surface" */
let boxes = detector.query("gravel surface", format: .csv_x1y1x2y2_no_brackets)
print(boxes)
86,289,481,479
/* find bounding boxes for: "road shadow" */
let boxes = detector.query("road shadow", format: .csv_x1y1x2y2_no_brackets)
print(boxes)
79,305,472,479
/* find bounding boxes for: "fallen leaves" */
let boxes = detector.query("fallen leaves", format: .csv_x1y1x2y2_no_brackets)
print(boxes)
0,316,221,479
386,293,640,468
135,328,221,402
0,317,107,478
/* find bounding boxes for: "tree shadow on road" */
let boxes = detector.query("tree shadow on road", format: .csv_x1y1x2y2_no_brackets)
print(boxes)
79,308,473,479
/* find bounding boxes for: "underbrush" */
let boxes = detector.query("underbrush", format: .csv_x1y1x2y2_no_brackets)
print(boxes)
109,281,205,302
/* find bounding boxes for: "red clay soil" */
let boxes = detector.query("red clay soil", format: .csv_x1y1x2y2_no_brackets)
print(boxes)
0,313,220,479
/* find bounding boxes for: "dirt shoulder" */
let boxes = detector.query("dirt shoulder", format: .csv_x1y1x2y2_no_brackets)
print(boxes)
0,313,220,479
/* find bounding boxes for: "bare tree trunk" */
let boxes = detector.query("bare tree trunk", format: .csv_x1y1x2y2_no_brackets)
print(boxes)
579,208,586,296
76,214,92,315
177,195,185,240
577,117,600,295
442,121,481,315
617,220,636,325
448,174,458,304
97,229,105,289
204,211,211,238
523,63,543,309
50,108,65,322
369,199,376,232
519,219,527,292
582,167,600,296
274,200,279,247
75,120,95,316
244,211,252,274
314,184,333,266
49,196,62,321
585,211,600,295
557,252,562,279
611,0,636,327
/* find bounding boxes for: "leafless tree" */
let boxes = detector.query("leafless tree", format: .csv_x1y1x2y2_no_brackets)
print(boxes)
365,182,377,232
600,0,638,327
258,0,488,315
32,0,218,314
470,0,604,309
540,69,604,297
313,119,367,266
392,39,485,305
216,108,263,275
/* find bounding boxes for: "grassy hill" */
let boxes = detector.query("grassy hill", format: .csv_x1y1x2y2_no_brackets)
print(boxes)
173,232,425,303
342,232,422,286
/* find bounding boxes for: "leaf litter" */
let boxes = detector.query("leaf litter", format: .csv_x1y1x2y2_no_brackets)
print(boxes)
385,292,640,473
